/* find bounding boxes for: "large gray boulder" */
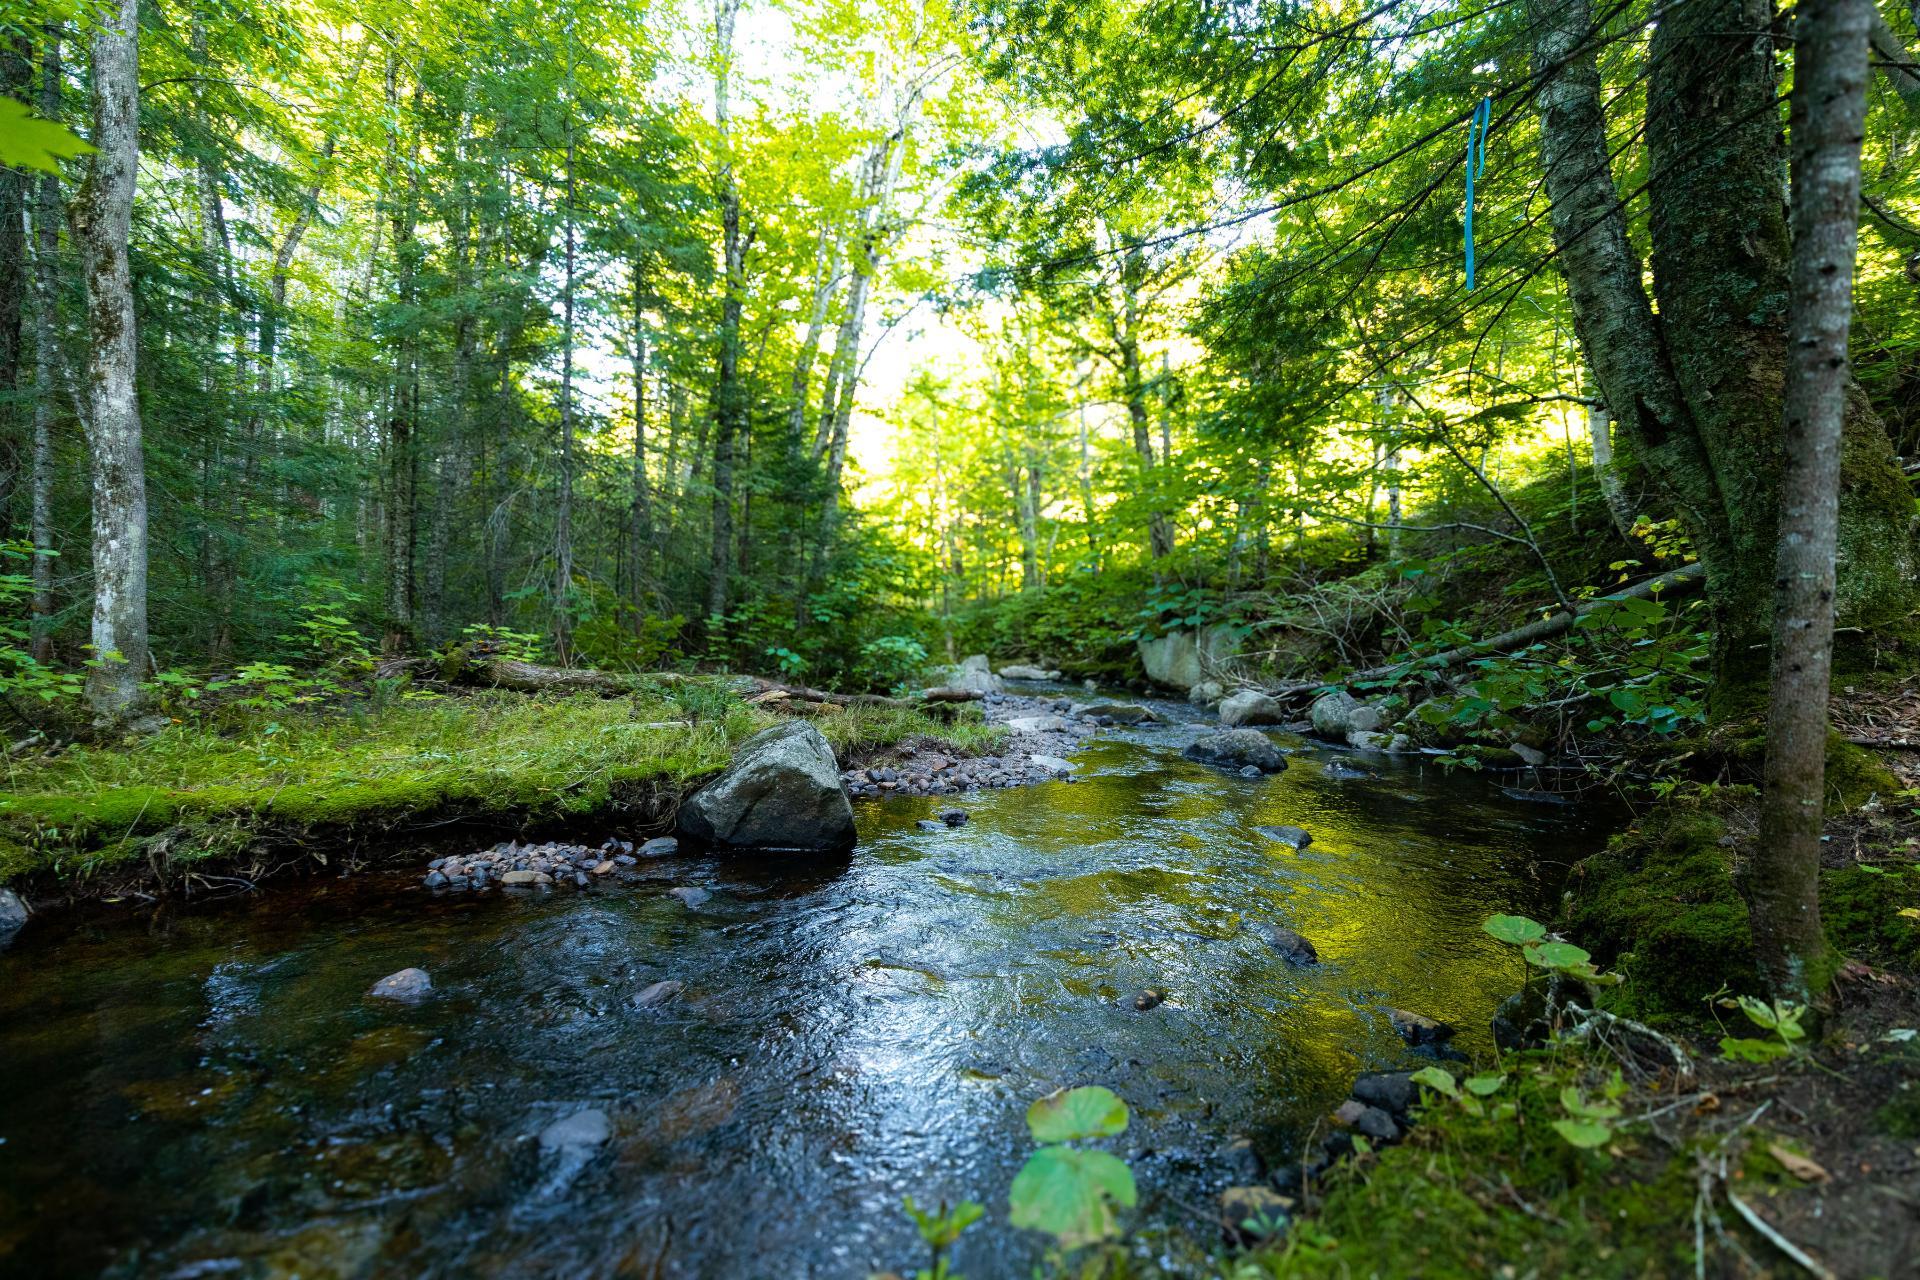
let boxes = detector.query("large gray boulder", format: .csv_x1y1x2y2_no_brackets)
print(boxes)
678,721,857,853
1310,689,1383,739
1218,690,1284,727
1184,729,1288,774
1137,624,1241,691
939,655,1004,696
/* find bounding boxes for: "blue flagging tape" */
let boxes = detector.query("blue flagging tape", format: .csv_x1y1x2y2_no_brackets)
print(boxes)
1465,96,1492,290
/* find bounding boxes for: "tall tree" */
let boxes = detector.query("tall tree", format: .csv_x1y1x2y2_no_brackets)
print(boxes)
69,0,149,723
707,0,745,629
1750,0,1877,1003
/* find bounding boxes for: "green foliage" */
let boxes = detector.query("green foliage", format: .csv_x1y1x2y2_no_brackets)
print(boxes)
1713,994,1809,1064
0,543,81,706
0,95,93,172
900,1195,984,1280
1481,913,1621,986
1008,1086,1137,1252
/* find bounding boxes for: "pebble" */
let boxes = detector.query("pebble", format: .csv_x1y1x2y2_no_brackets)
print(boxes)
419,835,671,892
501,869,553,887
1133,988,1167,1011
1387,1007,1455,1046
669,887,711,909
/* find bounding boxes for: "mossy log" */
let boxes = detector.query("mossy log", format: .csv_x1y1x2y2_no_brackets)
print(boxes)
426,649,916,709
1267,563,1706,700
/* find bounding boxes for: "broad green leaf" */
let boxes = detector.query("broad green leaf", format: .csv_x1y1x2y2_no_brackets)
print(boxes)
1025,1085,1129,1143
1482,914,1546,946
1408,1065,1458,1098
1552,1119,1613,1149
1464,1073,1507,1096
1719,1036,1790,1064
0,97,92,174
1524,941,1593,970
1560,1087,1621,1120
1007,1146,1137,1248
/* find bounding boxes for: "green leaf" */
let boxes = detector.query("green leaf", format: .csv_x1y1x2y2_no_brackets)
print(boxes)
1552,1119,1613,1149
1408,1065,1458,1098
1719,1036,1790,1064
1025,1085,1129,1143
0,96,93,174
1464,1073,1507,1096
1007,1146,1136,1248
1560,1087,1621,1120
1482,914,1547,946
1524,941,1593,970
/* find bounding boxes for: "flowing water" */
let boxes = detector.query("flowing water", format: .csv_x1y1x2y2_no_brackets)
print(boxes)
0,693,1614,1279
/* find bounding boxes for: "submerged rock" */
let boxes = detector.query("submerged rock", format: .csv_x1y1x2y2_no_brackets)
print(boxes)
638,837,679,857
1083,702,1157,725
939,809,970,827
539,1108,611,1153
368,968,432,1002
915,819,947,832
1323,758,1374,781
677,720,857,853
1257,824,1314,850
1133,988,1167,1011
1251,922,1319,965
634,979,684,1007
1184,729,1288,774
668,887,711,909
1386,1007,1455,1046
1218,689,1284,727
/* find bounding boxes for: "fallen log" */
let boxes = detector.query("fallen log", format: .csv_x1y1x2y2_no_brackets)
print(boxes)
438,650,915,709
1267,562,1706,699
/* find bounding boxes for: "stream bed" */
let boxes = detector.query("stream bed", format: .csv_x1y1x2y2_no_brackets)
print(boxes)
0,693,1615,1278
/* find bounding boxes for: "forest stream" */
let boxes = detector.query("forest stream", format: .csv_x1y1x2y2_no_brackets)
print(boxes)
0,687,1614,1279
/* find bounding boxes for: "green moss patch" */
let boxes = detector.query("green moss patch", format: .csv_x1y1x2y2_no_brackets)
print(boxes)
0,686,998,892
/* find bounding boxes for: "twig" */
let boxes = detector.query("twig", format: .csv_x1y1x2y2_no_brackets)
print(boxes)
1724,1185,1836,1279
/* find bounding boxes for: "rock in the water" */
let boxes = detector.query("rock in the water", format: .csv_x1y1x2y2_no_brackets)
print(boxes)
634,979,684,1007
939,809,970,827
1220,1186,1292,1235
669,887,711,908
1251,922,1319,965
1006,714,1069,733
676,721,857,853
1218,690,1284,727
915,819,947,832
1133,988,1167,1011
1189,679,1225,708
539,1108,612,1152
1184,729,1288,774
0,888,29,935
1084,702,1157,725
1312,689,1383,739
501,869,553,887
1029,754,1074,774
638,837,679,857
1323,758,1373,781
369,967,432,1002
999,664,1061,681
1387,1007,1455,1046
1239,765,1263,778
1511,741,1548,767
939,655,1005,695
1351,1071,1418,1116
1256,825,1313,850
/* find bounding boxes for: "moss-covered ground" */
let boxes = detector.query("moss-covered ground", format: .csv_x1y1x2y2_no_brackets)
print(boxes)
0,681,1003,893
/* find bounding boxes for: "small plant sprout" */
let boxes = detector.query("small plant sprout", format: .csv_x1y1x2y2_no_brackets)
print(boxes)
1715,995,1809,1064
1482,914,1622,985
1007,1086,1137,1251
1553,1084,1623,1151
900,1195,984,1280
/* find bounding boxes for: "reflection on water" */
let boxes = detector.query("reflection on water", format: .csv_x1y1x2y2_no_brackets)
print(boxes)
0,701,1610,1278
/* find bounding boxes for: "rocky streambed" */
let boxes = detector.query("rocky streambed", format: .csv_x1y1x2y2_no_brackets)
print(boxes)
0,684,1617,1279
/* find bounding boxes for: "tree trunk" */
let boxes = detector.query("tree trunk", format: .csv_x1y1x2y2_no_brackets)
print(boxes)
29,31,60,664
707,0,744,631
554,68,577,663
1751,0,1874,1004
0,36,31,532
1533,0,1917,714
382,62,420,654
71,0,150,724
629,267,654,613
